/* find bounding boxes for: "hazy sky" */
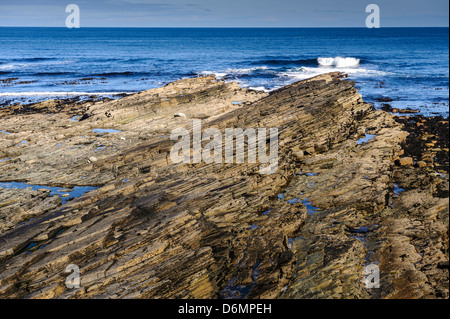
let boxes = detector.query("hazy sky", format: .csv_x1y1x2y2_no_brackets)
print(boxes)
0,0,448,27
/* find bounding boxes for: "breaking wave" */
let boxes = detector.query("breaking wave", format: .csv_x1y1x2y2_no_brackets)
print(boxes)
318,57,361,68
280,66,390,81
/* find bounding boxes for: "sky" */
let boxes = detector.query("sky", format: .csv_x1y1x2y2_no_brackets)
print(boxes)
0,0,448,27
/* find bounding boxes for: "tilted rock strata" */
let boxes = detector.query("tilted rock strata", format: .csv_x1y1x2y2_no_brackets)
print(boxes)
0,73,447,299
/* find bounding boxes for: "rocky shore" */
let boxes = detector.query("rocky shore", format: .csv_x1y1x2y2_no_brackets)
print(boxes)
0,73,448,299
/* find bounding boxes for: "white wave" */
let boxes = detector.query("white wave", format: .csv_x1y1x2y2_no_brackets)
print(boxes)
280,66,390,81
199,71,228,79
318,57,360,68
247,86,271,92
0,59,77,71
0,92,133,97
225,66,269,74
199,66,269,79
0,64,15,70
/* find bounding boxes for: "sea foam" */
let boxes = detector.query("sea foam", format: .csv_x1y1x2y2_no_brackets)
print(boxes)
318,57,360,68
280,66,389,81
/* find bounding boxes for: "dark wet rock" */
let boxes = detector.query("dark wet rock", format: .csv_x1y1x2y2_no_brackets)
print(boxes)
374,96,394,103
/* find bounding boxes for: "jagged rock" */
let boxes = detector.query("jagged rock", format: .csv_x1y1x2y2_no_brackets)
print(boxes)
399,157,414,166
417,161,427,168
0,73,447,299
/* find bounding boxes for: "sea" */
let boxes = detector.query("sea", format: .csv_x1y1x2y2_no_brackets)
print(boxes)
0,27,448,116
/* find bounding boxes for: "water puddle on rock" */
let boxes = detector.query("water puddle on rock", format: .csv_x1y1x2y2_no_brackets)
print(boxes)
356,134,376,145
349,226,371,245
284,194,320,215
305,172,318,177
92,128,122,134
393,183,405,197
297,171,318,177
390,183,406,208
0,182,98,205
94,144,107,151
287,198,301,205
285,197,321,248
15,140,28,146
348,225,380,266
301,198,320,215
220,259,261,299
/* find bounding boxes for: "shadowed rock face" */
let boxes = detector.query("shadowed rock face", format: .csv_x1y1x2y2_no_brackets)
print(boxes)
0,73,448,299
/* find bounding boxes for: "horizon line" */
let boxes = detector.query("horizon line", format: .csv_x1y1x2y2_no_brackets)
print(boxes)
1,26,449,28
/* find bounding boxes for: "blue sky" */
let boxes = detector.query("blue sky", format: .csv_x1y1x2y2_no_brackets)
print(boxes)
0,0,448,27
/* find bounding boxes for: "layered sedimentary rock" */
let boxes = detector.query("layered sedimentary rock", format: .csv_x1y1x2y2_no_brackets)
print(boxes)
0,73,448,299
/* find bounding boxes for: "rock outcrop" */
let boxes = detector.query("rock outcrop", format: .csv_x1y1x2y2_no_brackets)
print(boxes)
0,73,448,299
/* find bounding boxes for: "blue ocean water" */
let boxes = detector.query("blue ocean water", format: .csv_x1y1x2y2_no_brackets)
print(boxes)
0,27,448,116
